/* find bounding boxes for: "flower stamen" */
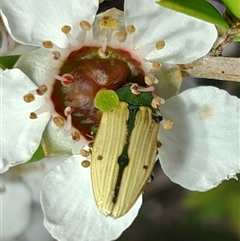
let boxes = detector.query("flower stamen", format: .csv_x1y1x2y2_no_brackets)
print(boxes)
115,31,127,43
157,140,162,148
81,160,90,168
72,137,91,155
36,84,48,96
53,116,65,128
130,83,155,95
79,21,96,45
23,93,35,103
35,101,54,115
27,96,53,119
64,106,74,131
98,37,110,58
80,21,92,31
144,74,155,85
151,97,161,109
61,25,81,48
71,131,81,141
155,40,166,50
126,25,136,34
42,41,54,49
163,119,174,130
52,51,61,60
42,40,70,68
121,24,136,50
30,112,38,119
80,149,90,157
52,72,74,86
152,61,162,70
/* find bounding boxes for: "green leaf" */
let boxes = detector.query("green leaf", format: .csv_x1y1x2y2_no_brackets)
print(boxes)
157,0,229,30
0,55,20,69
28,144,45,163
221,0,240,18
185,176,240,233
234,35,240,42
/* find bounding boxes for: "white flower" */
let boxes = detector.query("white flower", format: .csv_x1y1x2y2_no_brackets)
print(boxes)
1,157,65,241
0,0,239,240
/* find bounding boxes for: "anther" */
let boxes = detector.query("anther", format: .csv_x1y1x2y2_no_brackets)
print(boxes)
115,31,127,42
98,49,110,58
80,21,92,31
163,120,174,130
156,40,165,50
130,83,140,95
42,41,53,49
52,51,61,60
152,61,162,70
153,94,165,105
157,140,162,148
144,75,155,85
23,93,35,103
81,160,90,168
62,74,74,86
64,106,74,117
151,97,161,109
126,25,136,34
80,149,90,157
53,116,65,128
30,112,38,119
36,85,48,96
52,72,74,86
61,25,71,34
71,131,81,141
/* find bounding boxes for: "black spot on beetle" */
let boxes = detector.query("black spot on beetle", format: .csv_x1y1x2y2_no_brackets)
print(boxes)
97,155,103,160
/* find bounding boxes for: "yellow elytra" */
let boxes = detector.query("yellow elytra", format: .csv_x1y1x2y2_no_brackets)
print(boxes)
91,102,160,218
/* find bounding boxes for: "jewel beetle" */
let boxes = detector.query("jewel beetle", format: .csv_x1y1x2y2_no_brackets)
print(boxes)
91,84,162,218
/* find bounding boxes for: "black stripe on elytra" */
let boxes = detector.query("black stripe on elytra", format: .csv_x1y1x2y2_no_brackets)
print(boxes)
112,105,139,204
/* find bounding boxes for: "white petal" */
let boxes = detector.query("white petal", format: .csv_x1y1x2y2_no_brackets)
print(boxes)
158,86,240,191
1,0,99,47
41,155,142,241
22,156,68,203
1,178,32,240
154,64,182,99
124,0,217,64
0,29,11,56
7,44,38,56
14,48,55,87
1,69,51,173
42,119,76,156
0,23,37,56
